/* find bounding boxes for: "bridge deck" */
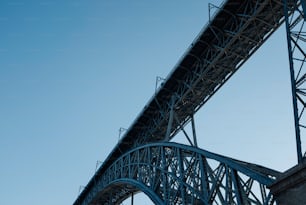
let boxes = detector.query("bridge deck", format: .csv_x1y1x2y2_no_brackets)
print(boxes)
74,0,295,204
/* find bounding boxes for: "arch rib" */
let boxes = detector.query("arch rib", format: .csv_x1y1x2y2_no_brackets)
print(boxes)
75,142,280,205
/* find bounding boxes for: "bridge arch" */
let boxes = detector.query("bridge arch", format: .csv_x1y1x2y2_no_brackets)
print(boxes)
89,179,162,205
77,142,280,205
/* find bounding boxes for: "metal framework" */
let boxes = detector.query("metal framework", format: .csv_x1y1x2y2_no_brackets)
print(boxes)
73,0,304,204
77,143,280,205
97,0,293,177
283,0,306,163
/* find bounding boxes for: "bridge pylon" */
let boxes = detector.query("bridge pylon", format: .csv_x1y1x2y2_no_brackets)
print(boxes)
284,0,306,163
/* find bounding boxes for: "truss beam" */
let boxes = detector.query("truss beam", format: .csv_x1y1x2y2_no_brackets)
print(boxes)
284,0,306,163
74,0,298,204
74,143,280,205
88,0,293,189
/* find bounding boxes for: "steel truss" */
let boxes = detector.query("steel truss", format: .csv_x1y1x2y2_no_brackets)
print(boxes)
284,0,306,162
74,0,301,204
100,0,295,179
77,143,280,205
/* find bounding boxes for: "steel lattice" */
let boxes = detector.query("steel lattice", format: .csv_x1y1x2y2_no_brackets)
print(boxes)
93,0,293,182
284,0,306,162
78,143,280,205
73,0,305,204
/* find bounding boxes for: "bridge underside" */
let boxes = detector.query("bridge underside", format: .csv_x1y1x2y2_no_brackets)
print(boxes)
96,0,294,185
73,0,304,204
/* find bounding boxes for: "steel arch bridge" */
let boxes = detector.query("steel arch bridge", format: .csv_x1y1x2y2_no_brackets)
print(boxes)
81,143,280,205
74,0,306,204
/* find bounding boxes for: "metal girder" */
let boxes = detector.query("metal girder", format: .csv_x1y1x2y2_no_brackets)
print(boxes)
97,0,292,171
74,143,280,205
74,0,298,204
284,0,306,163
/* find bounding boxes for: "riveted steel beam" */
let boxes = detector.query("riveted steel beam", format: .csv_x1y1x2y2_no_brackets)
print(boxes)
74,0,295,204
284,0,306,163
75,143,280,205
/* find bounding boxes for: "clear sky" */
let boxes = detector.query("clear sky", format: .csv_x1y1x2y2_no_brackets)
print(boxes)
0,1,301,205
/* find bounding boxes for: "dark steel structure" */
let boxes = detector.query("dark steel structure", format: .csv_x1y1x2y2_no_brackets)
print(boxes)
86,143,280,204
283,0,306,163
74,0,306,204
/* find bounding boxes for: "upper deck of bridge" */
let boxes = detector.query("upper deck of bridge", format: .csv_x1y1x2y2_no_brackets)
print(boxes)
75,0,295,204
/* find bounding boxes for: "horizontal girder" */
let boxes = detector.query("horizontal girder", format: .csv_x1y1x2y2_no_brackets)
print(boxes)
75,0,297,204
75,143,280,205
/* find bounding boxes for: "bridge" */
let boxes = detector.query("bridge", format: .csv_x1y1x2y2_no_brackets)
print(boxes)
73,0,306,204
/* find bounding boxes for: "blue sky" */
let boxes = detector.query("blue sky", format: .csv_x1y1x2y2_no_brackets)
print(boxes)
0,1,300,205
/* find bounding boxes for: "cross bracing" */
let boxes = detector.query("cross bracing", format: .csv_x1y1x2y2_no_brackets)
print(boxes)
284,0,306,162
74,0,305,204
79,143,280,205
98,0,294,175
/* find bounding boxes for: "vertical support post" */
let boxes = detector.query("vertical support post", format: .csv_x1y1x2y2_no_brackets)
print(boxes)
191,115,198,147
128,153,131,178
131,192,134,205
177,148,186,204
283,0,303,163
231,170,243,205
165,96,175,141
174,113,194,146
301,0,306,20
161,146,168,202
199,156,209,203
